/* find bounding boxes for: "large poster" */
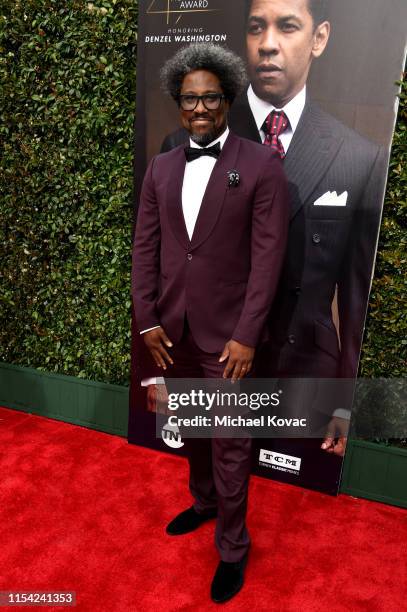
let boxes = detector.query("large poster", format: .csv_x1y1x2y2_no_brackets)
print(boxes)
129,0,407,495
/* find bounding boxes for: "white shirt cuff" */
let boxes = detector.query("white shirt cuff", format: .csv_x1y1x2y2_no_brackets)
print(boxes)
140,325,160,335
332,408,351,420
141,377,166,387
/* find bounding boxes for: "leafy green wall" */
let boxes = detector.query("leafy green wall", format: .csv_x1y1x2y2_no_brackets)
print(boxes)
360,78,406,377
1,1,137,385
0,2,405,385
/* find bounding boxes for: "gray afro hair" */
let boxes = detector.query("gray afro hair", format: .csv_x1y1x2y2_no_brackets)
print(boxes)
160,43,247,104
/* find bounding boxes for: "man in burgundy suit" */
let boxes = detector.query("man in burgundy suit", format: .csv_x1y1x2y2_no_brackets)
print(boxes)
132,43,289,603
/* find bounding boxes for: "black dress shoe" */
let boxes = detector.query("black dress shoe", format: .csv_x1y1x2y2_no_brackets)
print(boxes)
166,506,217,536
210,554,248,604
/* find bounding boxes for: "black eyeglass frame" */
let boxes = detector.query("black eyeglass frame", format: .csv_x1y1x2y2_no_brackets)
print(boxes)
177,93,227,111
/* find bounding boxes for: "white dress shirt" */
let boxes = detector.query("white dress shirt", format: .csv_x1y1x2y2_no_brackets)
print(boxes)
247,85,306,153
182,127,229,239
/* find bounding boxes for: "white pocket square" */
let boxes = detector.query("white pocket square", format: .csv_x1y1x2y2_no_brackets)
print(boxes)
313,191,348,206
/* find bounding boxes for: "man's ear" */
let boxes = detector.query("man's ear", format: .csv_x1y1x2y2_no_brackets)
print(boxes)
312,21,330,59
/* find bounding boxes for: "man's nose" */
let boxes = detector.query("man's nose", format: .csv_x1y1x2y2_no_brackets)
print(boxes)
195,98,207,112
259,27,279,55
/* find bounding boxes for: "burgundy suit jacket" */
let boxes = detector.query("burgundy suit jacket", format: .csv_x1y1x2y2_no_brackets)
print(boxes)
132,131,289,353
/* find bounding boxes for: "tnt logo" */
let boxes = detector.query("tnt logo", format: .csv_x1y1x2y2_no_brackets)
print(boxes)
259,449,301,472
162,422,184,449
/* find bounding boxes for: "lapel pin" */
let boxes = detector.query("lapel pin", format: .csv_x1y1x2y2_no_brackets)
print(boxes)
227,169,240,188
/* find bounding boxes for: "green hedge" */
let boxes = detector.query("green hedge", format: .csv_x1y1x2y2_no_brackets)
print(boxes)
0,1,137,385
360,76,406,377
0,3,405,385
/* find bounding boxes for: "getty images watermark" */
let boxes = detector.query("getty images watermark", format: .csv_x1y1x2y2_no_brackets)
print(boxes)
149,378,406,440
150,378,359,439
165,388,307,430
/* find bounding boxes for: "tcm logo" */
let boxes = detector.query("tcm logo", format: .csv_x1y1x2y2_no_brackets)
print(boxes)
259,449,301,472
162,422,184,449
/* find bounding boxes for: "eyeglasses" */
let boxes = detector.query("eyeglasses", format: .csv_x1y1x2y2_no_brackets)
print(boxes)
178,93,226,111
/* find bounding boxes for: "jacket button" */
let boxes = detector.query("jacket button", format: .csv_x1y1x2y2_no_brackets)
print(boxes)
187,253,193,261
312,233,321,244
288,335,296,344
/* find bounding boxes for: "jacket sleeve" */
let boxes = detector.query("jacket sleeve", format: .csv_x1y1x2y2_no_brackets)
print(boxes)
231,154,290,347
131,156,162,333
337,145,388,378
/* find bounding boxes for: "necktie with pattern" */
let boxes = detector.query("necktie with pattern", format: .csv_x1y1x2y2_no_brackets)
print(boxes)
262,110,289,158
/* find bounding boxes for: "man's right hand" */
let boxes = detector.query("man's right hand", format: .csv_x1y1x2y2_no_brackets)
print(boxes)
143,327,174,370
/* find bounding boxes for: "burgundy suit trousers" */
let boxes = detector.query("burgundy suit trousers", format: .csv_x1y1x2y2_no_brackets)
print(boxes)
165,319,251,563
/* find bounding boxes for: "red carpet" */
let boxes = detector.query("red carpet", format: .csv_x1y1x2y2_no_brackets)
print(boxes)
0,406,405,611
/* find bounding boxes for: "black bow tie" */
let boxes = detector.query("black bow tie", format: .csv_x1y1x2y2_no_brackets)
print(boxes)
184,142,221,162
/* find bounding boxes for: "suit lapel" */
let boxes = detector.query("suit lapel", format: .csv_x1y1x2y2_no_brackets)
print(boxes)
166,146,190,249
284,100,344,219
190,131,241,250
229,92,262,143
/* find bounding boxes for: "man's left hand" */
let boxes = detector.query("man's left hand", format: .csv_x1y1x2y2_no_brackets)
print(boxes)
219,340,255,383
321,416,348,457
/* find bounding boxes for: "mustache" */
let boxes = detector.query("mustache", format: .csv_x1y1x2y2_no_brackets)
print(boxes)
256,63,282,73
190,115,215,121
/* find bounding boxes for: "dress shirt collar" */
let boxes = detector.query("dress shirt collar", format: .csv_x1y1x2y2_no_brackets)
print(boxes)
189,126,230,150
247,85,306,135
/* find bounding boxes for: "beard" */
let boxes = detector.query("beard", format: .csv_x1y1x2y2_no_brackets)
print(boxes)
190,127,219,147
